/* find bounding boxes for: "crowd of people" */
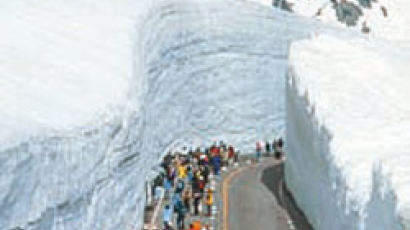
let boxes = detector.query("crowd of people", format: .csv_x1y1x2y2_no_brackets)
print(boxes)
259,138,284,160
149,138,284,230
154,141,239,230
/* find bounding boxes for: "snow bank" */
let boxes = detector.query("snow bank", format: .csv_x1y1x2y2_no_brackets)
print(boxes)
0,0,155,148
0,1,156,229
286,34,410,230
1,0,329,229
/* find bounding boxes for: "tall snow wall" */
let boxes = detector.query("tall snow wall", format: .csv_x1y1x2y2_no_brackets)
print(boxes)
285,34,410,230
1,0,333,229
0,1,157,229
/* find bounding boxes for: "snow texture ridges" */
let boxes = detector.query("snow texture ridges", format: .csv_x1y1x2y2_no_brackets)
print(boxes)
0,0,331,229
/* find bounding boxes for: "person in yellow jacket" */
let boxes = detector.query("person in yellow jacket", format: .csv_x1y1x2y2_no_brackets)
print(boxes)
205,189,213,216
178,164,187,179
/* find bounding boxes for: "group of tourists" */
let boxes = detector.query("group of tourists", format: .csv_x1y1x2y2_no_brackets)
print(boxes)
256,137,284,161
154,141,239,230
149,138,284,230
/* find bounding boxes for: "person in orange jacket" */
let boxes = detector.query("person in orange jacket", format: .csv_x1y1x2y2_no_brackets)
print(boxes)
192,220,201,230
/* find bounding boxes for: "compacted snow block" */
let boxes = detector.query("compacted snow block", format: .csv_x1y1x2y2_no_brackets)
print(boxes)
0,1,155,229
1,0,323,229
285,35,410,230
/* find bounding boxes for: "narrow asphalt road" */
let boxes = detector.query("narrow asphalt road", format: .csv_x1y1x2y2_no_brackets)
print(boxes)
226,158,313,230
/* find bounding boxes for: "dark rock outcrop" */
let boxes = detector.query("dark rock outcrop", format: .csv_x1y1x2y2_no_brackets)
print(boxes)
334,1,363,27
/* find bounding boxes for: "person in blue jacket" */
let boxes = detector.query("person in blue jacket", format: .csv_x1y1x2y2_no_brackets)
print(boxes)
212,154,221,175
175,199,187,230
163,204,173,230
164,176,172,198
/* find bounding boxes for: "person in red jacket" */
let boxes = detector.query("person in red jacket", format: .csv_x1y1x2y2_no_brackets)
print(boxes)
228,145,235,165
210,145,216,157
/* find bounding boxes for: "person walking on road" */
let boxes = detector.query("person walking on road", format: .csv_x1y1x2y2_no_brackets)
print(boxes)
178,163,187,180
175,179,185,194
163,204,173,230
175,200,187,230
187,223,195,230
265,140,271,156
234,150,239,163
192,220,202,230
164,176,172,199
211,154,221,175
228,145,235,166
192,175,201,216
193,191,201,216
198,176,205,197
203,165,210,184
182,188,192,214
256,141,262,162
274,138,284,159
205,188,214,216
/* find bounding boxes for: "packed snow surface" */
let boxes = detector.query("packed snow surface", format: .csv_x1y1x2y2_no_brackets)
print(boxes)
0,0,151,148
0,0,341,229
287,34,410,230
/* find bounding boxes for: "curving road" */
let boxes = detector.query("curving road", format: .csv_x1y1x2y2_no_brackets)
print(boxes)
226,158,313,230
